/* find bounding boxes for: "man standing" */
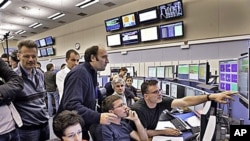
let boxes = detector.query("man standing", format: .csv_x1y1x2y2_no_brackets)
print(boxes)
14,40,50,141
44,63,59,117
58,45,117,140
56,49,79,103
0,58,24,141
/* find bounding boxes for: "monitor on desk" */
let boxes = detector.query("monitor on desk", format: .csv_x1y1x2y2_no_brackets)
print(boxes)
177,64,189,79
201,115,217,141
161,80,170,95
200,100,217,141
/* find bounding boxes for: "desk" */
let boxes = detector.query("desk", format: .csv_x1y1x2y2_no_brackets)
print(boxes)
153,112,196,141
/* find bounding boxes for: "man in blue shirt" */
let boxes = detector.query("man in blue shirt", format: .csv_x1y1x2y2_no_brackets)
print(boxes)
58,45,117,140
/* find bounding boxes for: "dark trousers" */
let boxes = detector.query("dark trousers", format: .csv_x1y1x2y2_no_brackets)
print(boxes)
0,129,20,141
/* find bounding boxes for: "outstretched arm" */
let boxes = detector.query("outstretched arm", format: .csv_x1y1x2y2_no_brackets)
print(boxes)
171,91,237,108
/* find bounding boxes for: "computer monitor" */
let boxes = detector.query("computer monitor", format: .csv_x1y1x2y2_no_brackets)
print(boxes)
161,80,170,95
126,66,134,77
97,76,103,87
165,65,175,79
132,77,145,89
156,66,165,78
106,34,121,47
177,64,189,79
201,115,217,141
238,55,249,107
148,66,157,78
170,83,185,98
219,59,238,91
101,75,110,86
189,64,199,81
198,62,210,84
200,100,217,141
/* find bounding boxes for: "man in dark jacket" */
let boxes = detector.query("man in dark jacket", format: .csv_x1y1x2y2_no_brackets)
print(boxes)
58,45,117,140
0,58,24,141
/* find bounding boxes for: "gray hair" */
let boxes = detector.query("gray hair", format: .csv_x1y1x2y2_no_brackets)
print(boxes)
111,77,125,89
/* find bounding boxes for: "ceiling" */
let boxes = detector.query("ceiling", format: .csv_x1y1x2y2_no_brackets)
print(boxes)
0,0,135,41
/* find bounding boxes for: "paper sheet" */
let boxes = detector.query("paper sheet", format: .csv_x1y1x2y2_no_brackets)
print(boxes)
152,136,184,141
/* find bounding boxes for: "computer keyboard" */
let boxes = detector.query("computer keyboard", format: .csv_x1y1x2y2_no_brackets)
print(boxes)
170,117,191,132
191,126,200,134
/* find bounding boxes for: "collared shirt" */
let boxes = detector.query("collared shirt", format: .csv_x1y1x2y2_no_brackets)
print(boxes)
56,66,71,103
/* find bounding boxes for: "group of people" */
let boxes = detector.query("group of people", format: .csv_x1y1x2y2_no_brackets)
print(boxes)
0,39,237,141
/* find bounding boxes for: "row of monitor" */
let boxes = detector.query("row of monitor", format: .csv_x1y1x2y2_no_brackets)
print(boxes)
107,21,184,47
37,47,55,57
218,54,249,108
105,0,183,32
35,36,55,48
147,62,210,84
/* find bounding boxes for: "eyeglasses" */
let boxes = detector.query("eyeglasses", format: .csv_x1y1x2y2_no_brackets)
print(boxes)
146,89,162,95
115,84,124,88
64,130,82,139
113,103,126,109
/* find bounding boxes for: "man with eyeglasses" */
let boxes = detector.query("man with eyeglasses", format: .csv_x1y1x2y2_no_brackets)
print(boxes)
14,40,50,141
53,110,84,141
93,95,148,141
130,79,237,138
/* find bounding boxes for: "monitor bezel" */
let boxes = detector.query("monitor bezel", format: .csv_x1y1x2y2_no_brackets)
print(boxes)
121,12,139,29
138,6,160,24
104,16,122,32
159,21,184,40
139,26,159,42
158,0,184,20
121,30,140,45
106,33,122,47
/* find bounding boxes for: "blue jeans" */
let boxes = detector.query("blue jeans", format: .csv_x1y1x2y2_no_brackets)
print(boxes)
47,91,59,117
0,129,20,141
18,123,50,141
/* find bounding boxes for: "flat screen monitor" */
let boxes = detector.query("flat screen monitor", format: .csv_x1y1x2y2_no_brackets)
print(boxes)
137,78,145,90
132,79,138,89
46,47,55,56
156,66,165,78
121,30,140,45
106,34,121,47
121,12,138,28
148,66,157,78
238,55,248,105
159,21,184,39
104,17,121,32
101,76,110,86
35,40,41,48
97,76,103,87
161,80,170,95
189,64,199,81
39,38,46,47
37,49,41,57
159,0,184,20
165,65,175,79
140,26,159,42
126,66,134,77
138,6,159,24
177,64,189,79
170,83,177,98
40,48,48,57
201,115,217,141
219,59,238,91
200,100,217,141
198,62,210,84
45,36,54,46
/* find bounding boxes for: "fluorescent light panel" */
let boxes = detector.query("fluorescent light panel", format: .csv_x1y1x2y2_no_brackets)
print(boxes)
0,0,12,9
76,0,99,8
15,30,26,34
48,12,65,20
29,22,42,28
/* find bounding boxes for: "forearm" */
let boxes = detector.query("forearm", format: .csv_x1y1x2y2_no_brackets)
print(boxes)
146,129,167,137
134,119,148,141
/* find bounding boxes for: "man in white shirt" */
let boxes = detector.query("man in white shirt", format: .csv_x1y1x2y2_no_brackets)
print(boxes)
56,49,80,103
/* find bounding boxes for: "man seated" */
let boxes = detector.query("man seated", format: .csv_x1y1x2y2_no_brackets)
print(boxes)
53,110,85,141
94,95,148,141
130,79,236,138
